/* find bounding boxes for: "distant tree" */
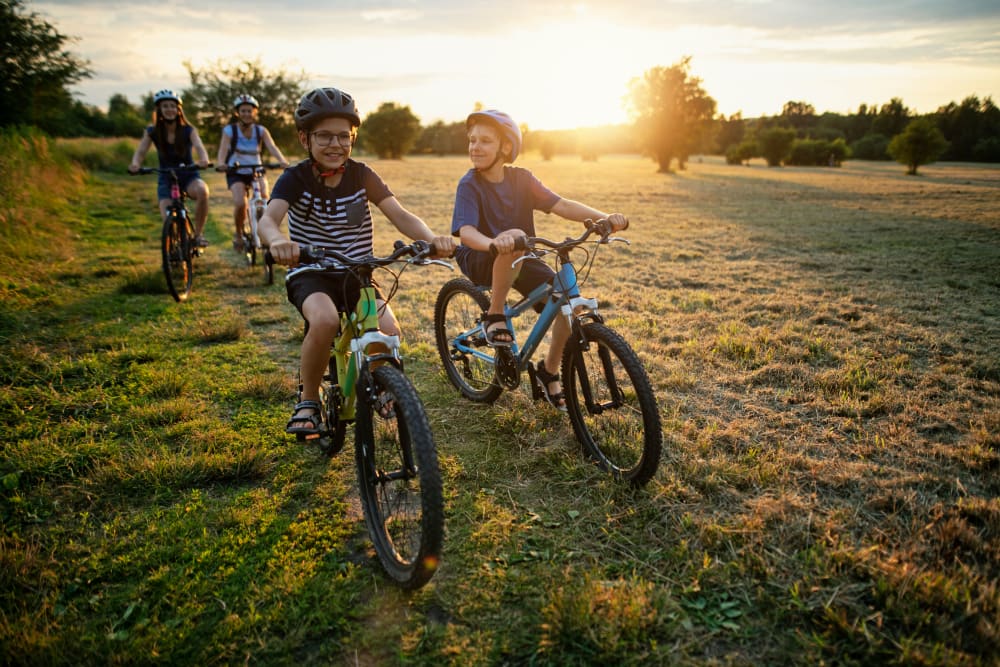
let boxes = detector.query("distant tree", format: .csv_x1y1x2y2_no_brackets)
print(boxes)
850,133,890,160
757,127,796,167
107,94,145,137
871,98,910,138
725,139,757,166
935,95,1000,161
715,112,745,154
780,100,816,133
0,0,92,133
414,120,466,155
361,102,421,159
887,117,948,175
182,58,307,151
626,56,717,172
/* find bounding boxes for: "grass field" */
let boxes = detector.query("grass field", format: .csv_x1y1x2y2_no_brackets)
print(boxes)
1,147,998,665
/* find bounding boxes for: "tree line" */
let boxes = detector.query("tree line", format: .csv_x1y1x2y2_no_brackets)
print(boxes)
3,0,997,176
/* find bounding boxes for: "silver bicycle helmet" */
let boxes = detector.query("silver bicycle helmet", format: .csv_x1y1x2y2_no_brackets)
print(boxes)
294,87,361,130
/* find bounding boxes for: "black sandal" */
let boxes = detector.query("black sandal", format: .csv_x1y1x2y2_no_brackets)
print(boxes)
481,312,513,347
286,400,323,438
535,360,567,412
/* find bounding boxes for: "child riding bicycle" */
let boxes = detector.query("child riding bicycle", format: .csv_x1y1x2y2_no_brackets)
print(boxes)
257,86,455,438
451,109,629,411
128,89,212,246
216,94,290,253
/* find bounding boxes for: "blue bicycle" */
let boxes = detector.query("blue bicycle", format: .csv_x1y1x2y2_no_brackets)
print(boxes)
433,219,662,486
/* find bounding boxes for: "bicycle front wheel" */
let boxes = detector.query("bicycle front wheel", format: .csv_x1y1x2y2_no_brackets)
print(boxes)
355,365,443,589
253,202,273,285
563,322,662,487
434,277,501,403
161,210,193,302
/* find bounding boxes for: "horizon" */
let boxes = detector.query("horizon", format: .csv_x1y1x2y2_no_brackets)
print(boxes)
36,0,1000,132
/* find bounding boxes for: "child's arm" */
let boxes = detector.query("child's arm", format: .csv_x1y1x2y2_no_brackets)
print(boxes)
216,128,231,168
551,198,628,231
189,127,211,168
378,196,455,257
258,199,298,265
262,128,290,168
128,132,153,173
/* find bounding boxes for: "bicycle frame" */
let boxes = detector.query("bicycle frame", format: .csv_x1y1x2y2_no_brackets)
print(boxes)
452,256,600,372
330,280,401,423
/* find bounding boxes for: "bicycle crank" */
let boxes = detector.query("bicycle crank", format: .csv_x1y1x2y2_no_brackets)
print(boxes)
495,347,520,389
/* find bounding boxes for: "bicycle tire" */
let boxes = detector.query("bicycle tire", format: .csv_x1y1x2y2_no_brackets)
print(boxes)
562,322,662,487
433,277,502,403
317,371,348,457
252,201,273,284
161,209,193,302
355,365,443,588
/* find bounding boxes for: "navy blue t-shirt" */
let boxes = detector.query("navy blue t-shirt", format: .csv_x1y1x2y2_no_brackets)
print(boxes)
450,166,560,240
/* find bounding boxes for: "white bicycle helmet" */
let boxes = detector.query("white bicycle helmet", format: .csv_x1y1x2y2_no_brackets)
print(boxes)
153,89,182,106
233,94,259,109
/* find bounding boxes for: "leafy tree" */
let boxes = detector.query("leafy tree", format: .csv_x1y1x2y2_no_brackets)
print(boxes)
626,56,717,172
887,117,948,175
181,58,307,152
107,94,145,137
850,132,890,160
871,98,910,138
935,95,1000,161
715,112,745,154
414,120,467,155
780,100,816,133
0,0,92,133
757,127,796,167
360,102,421,159
725,139,757,166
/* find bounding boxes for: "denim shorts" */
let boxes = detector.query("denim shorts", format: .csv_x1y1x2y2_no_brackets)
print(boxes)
157,172,203,200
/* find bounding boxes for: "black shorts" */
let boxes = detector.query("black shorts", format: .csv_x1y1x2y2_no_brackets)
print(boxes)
456,247,554,312
226,172,254,189
286,270,383,316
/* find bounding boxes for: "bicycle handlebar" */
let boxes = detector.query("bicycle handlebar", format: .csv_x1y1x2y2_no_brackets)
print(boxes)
216,162,283,172
130,163,213,176
265,240,453,270
489,218,622,257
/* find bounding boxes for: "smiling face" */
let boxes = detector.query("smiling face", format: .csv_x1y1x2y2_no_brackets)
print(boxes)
468,122,508,171
236,104,257,125
157,100,179,121
299,116,355,172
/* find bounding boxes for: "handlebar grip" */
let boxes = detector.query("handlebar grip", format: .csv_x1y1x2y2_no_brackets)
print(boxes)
489,236,528,257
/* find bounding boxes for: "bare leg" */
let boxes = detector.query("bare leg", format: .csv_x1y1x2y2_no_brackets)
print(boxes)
186,179,210,237
290,292,340,429
230,181,248,247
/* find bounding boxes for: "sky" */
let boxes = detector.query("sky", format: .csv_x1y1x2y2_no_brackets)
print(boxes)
37,0,1000,131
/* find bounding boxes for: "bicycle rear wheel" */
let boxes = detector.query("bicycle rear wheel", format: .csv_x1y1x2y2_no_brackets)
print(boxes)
563,322,662,487
161,209,193,302
252,201,273,284
434,277,502,403
355,365,443,588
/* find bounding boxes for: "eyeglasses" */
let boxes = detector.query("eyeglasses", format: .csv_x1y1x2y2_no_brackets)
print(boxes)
310,131,353,147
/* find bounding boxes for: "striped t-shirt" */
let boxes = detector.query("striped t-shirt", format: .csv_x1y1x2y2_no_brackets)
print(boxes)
270,159,393,278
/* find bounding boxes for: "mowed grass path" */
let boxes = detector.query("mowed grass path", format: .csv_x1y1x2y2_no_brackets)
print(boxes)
2,153,998,665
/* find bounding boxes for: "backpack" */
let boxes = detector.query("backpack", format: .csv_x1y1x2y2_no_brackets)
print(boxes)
225,122,263,164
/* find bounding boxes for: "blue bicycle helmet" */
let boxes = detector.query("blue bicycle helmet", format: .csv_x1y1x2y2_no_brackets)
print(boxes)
467,110,521,162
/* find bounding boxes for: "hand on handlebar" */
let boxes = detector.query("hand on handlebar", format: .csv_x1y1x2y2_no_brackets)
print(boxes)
489,229,528,256
266,239,300,266
429,235,456,259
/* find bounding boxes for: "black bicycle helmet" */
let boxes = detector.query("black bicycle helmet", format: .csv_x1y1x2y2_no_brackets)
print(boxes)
294,87,361,130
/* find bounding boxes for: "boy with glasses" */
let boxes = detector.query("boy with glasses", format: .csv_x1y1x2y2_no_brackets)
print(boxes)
258,87,455,438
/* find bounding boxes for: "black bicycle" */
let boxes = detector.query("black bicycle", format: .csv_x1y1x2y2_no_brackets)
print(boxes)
268,240,451,588
132,164,210,302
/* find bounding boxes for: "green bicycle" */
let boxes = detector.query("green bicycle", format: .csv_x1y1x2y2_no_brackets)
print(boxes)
268,240,450,589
